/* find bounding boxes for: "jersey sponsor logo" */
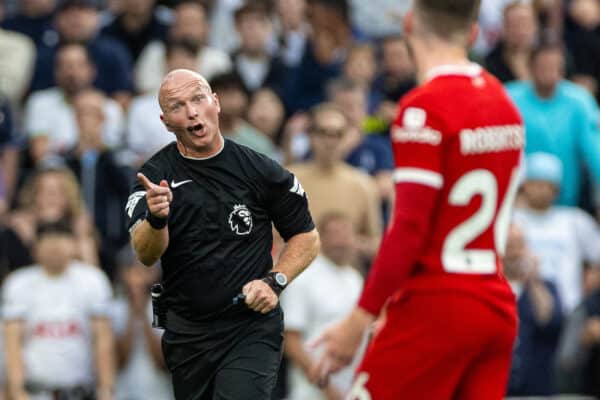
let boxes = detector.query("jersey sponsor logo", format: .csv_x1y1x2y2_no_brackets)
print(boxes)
348,372,372,400
171,179,193,188
33,321,83,338
229,204,253,235
125,191,146,218
391,126,442,146
459,124,524,155
289,176,305,197
402,107,427,130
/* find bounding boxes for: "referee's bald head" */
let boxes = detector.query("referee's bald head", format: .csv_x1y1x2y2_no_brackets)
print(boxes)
158,69,212,112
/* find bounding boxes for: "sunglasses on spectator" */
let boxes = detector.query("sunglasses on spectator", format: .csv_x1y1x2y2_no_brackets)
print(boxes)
311,127,345,138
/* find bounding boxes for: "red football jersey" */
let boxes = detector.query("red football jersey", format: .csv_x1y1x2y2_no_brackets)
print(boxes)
359,64,524,317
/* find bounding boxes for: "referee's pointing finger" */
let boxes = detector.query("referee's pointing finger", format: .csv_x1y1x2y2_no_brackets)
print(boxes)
137,172,154,190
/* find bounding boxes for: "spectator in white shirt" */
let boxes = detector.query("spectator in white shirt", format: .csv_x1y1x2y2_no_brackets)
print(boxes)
2,221,115,400
134,0,232,94
23,43,124,162
281,211,365,400
514,152,600,313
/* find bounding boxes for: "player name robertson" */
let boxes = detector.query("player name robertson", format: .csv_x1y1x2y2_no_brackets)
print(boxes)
459,124,525,155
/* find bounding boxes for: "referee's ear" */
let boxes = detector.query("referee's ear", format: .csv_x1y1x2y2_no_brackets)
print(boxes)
160,114,172,131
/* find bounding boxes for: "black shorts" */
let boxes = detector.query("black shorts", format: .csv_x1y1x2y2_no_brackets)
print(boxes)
161,306,284,400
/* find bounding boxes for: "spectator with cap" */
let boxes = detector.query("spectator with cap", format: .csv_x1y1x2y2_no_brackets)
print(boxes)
100,0,170,62
30,0,134,108
2,220,114,400
504,222,562,397
513,152,600,313
23,42,125,162
506,42,600,209
1,0,56,47
135,0,231,94
111,246,173,400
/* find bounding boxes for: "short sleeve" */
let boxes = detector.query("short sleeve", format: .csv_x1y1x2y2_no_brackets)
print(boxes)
85,267,113,317
573,209,600,263
125,161,162,232
390,101,445,189
1,272,29,320
262,159,315,241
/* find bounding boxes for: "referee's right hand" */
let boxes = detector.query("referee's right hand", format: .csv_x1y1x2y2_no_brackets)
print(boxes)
137,173,173,219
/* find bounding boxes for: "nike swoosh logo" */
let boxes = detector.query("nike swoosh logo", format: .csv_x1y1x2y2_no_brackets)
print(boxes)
171,179,193,188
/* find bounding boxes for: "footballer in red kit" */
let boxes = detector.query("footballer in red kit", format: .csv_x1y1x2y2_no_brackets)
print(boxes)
310,1,523,399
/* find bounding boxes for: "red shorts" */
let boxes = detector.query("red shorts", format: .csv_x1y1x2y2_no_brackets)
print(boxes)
348,292,517,400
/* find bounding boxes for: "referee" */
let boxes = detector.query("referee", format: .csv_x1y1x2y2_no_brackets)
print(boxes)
125,69,320,400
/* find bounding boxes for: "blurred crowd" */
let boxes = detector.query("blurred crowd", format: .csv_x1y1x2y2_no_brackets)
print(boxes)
0,0,600,399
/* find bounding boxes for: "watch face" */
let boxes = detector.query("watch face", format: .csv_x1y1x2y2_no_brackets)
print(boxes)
275,272,287,286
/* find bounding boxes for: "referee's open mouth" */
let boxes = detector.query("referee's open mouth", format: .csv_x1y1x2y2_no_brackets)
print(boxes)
187,123,205,135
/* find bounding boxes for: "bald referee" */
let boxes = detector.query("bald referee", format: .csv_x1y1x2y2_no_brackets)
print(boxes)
125,69,320,400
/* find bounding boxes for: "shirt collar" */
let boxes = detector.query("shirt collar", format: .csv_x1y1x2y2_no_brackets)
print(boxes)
424,63,483,82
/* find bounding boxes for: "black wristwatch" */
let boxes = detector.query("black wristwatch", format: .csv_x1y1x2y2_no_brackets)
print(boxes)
145,210,168,230
262,272,288,296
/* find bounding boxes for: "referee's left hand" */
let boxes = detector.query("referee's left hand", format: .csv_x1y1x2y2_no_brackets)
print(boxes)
242,280,278,314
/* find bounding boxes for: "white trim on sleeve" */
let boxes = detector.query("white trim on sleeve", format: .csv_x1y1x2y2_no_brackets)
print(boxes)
393,168,444,189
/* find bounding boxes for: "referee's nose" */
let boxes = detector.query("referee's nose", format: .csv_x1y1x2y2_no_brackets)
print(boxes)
186,102,198,119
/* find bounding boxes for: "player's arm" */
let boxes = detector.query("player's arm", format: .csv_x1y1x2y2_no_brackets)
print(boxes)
4,319,29,400
91,316,116,400
128,172,172,266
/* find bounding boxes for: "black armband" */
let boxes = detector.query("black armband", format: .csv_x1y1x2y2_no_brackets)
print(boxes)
145,210,168,230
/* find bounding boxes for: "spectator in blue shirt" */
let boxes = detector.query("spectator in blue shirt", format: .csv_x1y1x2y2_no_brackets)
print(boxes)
1,0,56,47
30,0,133,108
100,0,170,62
506,42,600,208
504,223,563,397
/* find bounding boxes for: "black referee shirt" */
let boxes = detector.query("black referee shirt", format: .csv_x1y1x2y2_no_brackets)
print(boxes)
125,139,315,321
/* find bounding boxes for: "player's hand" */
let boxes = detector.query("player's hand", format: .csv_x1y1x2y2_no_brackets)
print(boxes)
308,308,373,387
137,173,172,219
242,279,278,314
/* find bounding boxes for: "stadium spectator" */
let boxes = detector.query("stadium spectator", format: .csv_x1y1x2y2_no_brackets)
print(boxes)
281,212,364,400
506,42,600,208
29,0,134,107
100,0,170,62
371,34,416,130
556,263,600,397
246,87,286,150
288,103,381,262
127,40,197,163
0,24,35,105
473,0,513,57
485,1,539,83
231,1,285,93
347,0,406,39
23,43,125,162
280,0,351,113
341,43,380,113
135,0,231,94
2,221,114,400
111,247,173,400
64,89,134,278
513,153,600,313
274,0,309,67
504,223,563,397
0,96,18,214
565,0,600,99
327,78,394,210
210,72,279,159
6,163,99,269
0,0,56,47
